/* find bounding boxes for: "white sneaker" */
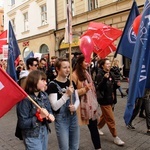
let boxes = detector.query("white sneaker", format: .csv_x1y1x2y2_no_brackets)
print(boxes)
98,129,104,135
114,136,125,146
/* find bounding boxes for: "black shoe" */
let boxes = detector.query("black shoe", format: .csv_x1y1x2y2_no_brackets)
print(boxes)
139,114,146,119
126,124,135,130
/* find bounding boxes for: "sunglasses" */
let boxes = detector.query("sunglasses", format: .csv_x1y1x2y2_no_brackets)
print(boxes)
33,64,38,67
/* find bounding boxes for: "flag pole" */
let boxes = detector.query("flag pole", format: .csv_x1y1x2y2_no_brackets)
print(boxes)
67,0,73,105
27,95,42,109
69,43,72,86
110,57,115,68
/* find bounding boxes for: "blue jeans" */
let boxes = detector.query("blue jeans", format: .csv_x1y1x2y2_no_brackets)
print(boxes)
55,111,79,150
24,125,48,150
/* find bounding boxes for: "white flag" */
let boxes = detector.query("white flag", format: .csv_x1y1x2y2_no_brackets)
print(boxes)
64,1,72,44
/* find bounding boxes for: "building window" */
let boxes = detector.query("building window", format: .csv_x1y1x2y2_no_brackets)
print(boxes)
41,4,47,25
88,0,98,11
11,0,15,6
66,0,74,16
23,47,30,58
11,19,15,32
40,44,49,54
23,12,29,31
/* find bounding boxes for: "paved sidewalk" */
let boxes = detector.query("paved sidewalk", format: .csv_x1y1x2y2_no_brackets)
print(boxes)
0,81,150,150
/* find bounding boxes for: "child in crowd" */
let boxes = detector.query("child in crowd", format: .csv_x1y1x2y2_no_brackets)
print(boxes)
17,70,55,150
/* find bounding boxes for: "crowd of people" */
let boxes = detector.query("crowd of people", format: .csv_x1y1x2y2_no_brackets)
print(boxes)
0,53,150,150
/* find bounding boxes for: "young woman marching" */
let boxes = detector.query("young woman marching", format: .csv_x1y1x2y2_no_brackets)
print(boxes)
46,58,80,150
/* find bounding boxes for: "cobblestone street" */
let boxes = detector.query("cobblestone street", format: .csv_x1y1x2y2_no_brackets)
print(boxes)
0,82,150,150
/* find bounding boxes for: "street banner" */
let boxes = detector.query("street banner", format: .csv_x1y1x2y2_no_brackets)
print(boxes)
0,30,7,54
114,1,139,59
124,0,150,124
34,52,42,60
3,45,8,59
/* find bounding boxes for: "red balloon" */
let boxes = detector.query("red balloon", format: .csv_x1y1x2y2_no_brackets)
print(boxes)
133,14,142,35
79,36,94,63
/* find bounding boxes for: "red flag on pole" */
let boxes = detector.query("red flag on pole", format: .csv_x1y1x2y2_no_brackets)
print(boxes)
0,67,27,118
0,30,7,54
97,43,116,58
82,23,122,52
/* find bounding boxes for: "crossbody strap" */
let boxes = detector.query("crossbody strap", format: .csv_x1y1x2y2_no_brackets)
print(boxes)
50,81,63,95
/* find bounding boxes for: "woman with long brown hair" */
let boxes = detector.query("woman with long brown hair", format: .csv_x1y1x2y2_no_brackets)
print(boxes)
72,54,101,150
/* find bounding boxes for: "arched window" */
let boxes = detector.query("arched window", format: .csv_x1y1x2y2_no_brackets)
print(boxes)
23,47,30,58
40,44,49,54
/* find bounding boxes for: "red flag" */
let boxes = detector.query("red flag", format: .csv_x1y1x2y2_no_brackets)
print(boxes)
0,30,7,54
88,22,105,30
81,22,122,53
0,67,27,118
97,43,116,58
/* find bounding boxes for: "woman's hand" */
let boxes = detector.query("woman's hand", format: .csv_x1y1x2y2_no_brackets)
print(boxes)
37,108,55,122
38,108,49,119
66,85,74,96
104,73,109,78
69,104,76,112
47,114,55,122
85,83,92,91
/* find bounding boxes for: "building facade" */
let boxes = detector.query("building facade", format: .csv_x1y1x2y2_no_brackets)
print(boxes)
4,0,56,59
55,0,144,76
4,0,144,76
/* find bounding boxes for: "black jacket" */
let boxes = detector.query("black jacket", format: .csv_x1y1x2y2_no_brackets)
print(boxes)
96,69,119,105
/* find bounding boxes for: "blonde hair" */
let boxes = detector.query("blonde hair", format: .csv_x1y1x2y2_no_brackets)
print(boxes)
113,59,119,66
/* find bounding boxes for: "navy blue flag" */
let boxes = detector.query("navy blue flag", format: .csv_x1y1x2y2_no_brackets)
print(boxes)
124,0,150,125
114,1,139,59
24,51,34,63
6,21,21,81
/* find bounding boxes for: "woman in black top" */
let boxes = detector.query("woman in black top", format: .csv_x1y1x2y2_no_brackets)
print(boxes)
96,58,125,146
46,58,80,150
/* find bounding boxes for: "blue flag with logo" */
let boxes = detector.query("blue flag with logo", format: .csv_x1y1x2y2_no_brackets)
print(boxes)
114,1,139,59
6,21,21,81
124,0,150,125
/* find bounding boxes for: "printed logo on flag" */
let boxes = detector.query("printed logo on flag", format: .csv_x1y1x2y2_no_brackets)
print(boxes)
0,82,4,90
128,25,137,44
